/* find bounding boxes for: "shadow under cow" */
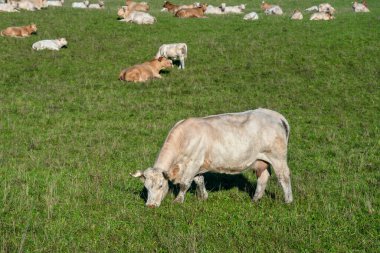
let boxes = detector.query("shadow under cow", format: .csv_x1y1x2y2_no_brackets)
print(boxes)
139,172,276,202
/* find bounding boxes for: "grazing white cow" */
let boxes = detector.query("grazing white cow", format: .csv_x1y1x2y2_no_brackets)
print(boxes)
265,5,283,15
32,38,67,51
290,9,303,20
132,108,293,208
305,5,318,12
352,1,369,12
243,12,259,20
120,11,156,25
155,43,187,69
221,3,246,14
310,11,334,20
0,3,19,12
88,0,104,9
72,0,89,8
318,3,335,14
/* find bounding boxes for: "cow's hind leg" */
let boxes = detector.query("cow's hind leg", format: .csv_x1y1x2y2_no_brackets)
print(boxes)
271,159,293,203
252,160,270,202
194,175,208,200
179,55,185,69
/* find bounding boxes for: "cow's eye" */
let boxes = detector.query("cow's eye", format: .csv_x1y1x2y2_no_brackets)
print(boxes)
158,184,163,189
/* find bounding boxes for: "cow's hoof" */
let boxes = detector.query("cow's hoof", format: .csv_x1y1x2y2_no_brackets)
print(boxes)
173,196,184,203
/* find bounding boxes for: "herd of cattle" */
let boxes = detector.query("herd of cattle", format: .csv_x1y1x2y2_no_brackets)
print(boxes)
0,0,372,207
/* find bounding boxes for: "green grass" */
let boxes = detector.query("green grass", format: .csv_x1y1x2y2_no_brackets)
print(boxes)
0,0,379,251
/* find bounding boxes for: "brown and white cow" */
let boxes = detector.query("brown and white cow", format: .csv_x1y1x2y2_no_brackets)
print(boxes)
132,108,293,207
162,1,196,14
175,3,207,18
119,57,173,82
1,23,37,37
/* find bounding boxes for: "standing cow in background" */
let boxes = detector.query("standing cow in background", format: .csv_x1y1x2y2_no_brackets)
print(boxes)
155,43,187,69
132,108,293,207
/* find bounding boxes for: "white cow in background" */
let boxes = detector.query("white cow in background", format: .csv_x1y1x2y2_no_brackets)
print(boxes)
290,9,303,20
0,3,19,11
32,38,68,51
46,0,64,7
265,5,283,15
310,11,334,20
318,3,335,14
119,10,156,25
243,12,258,20
352,1,369,12
155,43,188,69
205,5,224,14
72,0,89,8
88,0,104,9
221,3,246,14
305,5,318,12
132,108,293,208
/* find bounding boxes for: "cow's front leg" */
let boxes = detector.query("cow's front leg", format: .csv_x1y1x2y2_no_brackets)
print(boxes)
173,183,190,203
194,175,208,200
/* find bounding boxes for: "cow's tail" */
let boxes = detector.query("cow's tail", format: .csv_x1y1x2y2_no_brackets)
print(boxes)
280,116,290,143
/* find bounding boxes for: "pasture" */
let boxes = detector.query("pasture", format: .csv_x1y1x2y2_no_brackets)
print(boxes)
0,0,379,251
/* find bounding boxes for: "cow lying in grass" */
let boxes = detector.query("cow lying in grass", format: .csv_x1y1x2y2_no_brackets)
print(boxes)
46,0,64,7
125,0,149,12
162,1,197,14
310,11,334,20
88,1,104,9
1,23,37,37
318,3,335,14
155,43,187,69
352,1,369,12
132,108,293,207
175,4,207,18
32,38,67,51
119,57,173,82
260,1,271,11
119,8,156,24
291,9,303,20
0,3,19,12
72,0,89,8
243,12,259,20
221,3,246,14
264,5,283,15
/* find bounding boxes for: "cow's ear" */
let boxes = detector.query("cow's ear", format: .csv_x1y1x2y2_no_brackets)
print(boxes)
158,56,164,62
130,170,145,182
162,171,169,180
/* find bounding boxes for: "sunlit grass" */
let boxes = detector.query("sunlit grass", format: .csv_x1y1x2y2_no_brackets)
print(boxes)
0,0,379,251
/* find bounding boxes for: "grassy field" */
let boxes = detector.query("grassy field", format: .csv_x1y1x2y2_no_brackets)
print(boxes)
0,0,379,252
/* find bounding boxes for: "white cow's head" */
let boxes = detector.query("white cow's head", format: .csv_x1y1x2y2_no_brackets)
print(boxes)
131,168,169,208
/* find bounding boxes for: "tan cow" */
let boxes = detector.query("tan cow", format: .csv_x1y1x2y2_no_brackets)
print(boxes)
132,108,293,207
260,1,272,11
162,1,196,14
175,4,207,18
119,57,173,82
125,0,149,12
1,23,37,37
